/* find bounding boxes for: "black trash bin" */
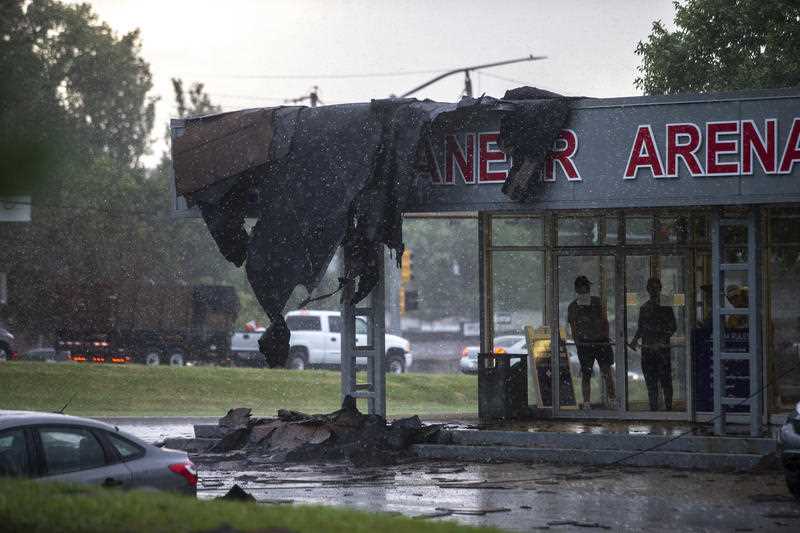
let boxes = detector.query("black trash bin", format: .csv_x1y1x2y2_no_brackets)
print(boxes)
478,352,529,421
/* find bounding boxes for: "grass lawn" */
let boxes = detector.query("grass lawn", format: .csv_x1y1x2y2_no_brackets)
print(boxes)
0,362,477,417
0,478,502,533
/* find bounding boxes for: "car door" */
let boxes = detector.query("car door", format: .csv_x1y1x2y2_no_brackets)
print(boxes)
355,317,369,366
35,425,132,487
326,315,342,365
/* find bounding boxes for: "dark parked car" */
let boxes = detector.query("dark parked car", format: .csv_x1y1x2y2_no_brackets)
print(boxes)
0,322,15,361
0,410,196,494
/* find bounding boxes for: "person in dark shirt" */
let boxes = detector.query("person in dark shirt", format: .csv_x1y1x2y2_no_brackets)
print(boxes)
628,277,677,411
568,275,616,409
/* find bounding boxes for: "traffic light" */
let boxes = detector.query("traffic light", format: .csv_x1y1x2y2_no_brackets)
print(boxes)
399,286,405,314
401,249,412,284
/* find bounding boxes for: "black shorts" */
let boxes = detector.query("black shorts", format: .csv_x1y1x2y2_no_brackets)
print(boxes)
576,341,614,377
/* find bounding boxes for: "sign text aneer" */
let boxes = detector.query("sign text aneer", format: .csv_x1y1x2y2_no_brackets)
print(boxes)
427,118,800,184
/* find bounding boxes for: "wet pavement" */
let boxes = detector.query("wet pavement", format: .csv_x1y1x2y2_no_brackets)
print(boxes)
194,460,799,532
107,418,798,531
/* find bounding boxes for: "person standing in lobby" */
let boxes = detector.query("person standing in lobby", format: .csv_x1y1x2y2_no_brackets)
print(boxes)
568,275,617,409
628,278,677,411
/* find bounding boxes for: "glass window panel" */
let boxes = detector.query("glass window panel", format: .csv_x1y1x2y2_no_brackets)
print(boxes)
655,217,688,244
285,316,321,331
720,271,750,310
558,217,617,246
558,255,616,410
720,225,748,263
626,217,652,244
106,433,143,461
769,246,800,411
771,216,800,245
328,316,342,333
355,316,369,347
722,314,750,353
691,214,710,243
625,255,688,412
40,427,106,475
491,250,546,408
693,252,714,412
491,217,543,247
0,429,29,477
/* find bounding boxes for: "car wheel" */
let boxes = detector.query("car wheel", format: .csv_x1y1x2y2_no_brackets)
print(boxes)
387,353,405,374
287,348,307,370
169,353,185,366
145,352,161,366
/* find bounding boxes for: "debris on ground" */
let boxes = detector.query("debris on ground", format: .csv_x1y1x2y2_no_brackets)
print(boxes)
170,398,444,467
218,484,256,502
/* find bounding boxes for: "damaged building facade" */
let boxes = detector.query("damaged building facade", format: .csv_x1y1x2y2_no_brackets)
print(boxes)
171,87,800,436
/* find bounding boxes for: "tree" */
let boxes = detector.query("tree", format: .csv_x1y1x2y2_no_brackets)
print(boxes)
0,2,239,338
635,0,800,95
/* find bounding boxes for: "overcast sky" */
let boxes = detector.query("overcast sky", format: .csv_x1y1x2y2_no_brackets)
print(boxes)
71,0,676,166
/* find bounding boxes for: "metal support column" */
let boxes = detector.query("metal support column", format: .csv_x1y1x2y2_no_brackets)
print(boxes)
341,245,386,417
711,209,762,436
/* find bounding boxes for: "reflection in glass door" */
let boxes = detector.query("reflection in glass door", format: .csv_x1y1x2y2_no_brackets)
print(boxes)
557,255,617,411
625,255,688,413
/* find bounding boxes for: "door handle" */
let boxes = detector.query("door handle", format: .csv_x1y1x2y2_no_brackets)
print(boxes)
102,477,123,488
331,337,336,342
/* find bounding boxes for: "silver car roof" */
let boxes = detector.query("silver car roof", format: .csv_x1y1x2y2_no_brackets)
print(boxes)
0,410,148,445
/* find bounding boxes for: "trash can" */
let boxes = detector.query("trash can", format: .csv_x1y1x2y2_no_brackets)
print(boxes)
478,352,529,421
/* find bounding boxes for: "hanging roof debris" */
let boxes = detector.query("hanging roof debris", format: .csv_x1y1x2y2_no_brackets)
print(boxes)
171,87,572,367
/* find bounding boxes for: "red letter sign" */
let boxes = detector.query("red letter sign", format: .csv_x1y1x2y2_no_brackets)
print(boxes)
477,132,508,183
544,129,580,181
779,118,800,174
741,119,777,174
445,134,475,184
666,123,703,176
706,121,740,175
625,126,664,179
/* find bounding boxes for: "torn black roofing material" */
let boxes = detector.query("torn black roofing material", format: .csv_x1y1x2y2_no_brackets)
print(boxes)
172,88,571,367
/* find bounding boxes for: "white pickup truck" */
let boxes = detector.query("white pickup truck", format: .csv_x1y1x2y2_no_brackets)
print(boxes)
231,310,413,373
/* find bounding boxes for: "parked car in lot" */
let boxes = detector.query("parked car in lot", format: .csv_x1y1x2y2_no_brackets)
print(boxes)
778,401,800,499
0,322,15,361
231,310,413,373
0,411,196,494
459,334,644,382
459,335,523,374
18,347,71,363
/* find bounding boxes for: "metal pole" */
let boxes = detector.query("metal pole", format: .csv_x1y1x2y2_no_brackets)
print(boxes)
399,55,546,98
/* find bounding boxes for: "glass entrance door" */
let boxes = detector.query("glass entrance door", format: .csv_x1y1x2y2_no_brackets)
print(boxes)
624,254,689,413
556,254,618,412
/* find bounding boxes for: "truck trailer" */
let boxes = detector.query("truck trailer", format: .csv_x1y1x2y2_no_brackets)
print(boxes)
54,283,239,366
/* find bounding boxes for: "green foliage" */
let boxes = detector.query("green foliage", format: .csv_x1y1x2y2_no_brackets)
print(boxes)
171,78,222,119
0,477,500,533
635,0,800,94
0,0,248,339
0,362,478,416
